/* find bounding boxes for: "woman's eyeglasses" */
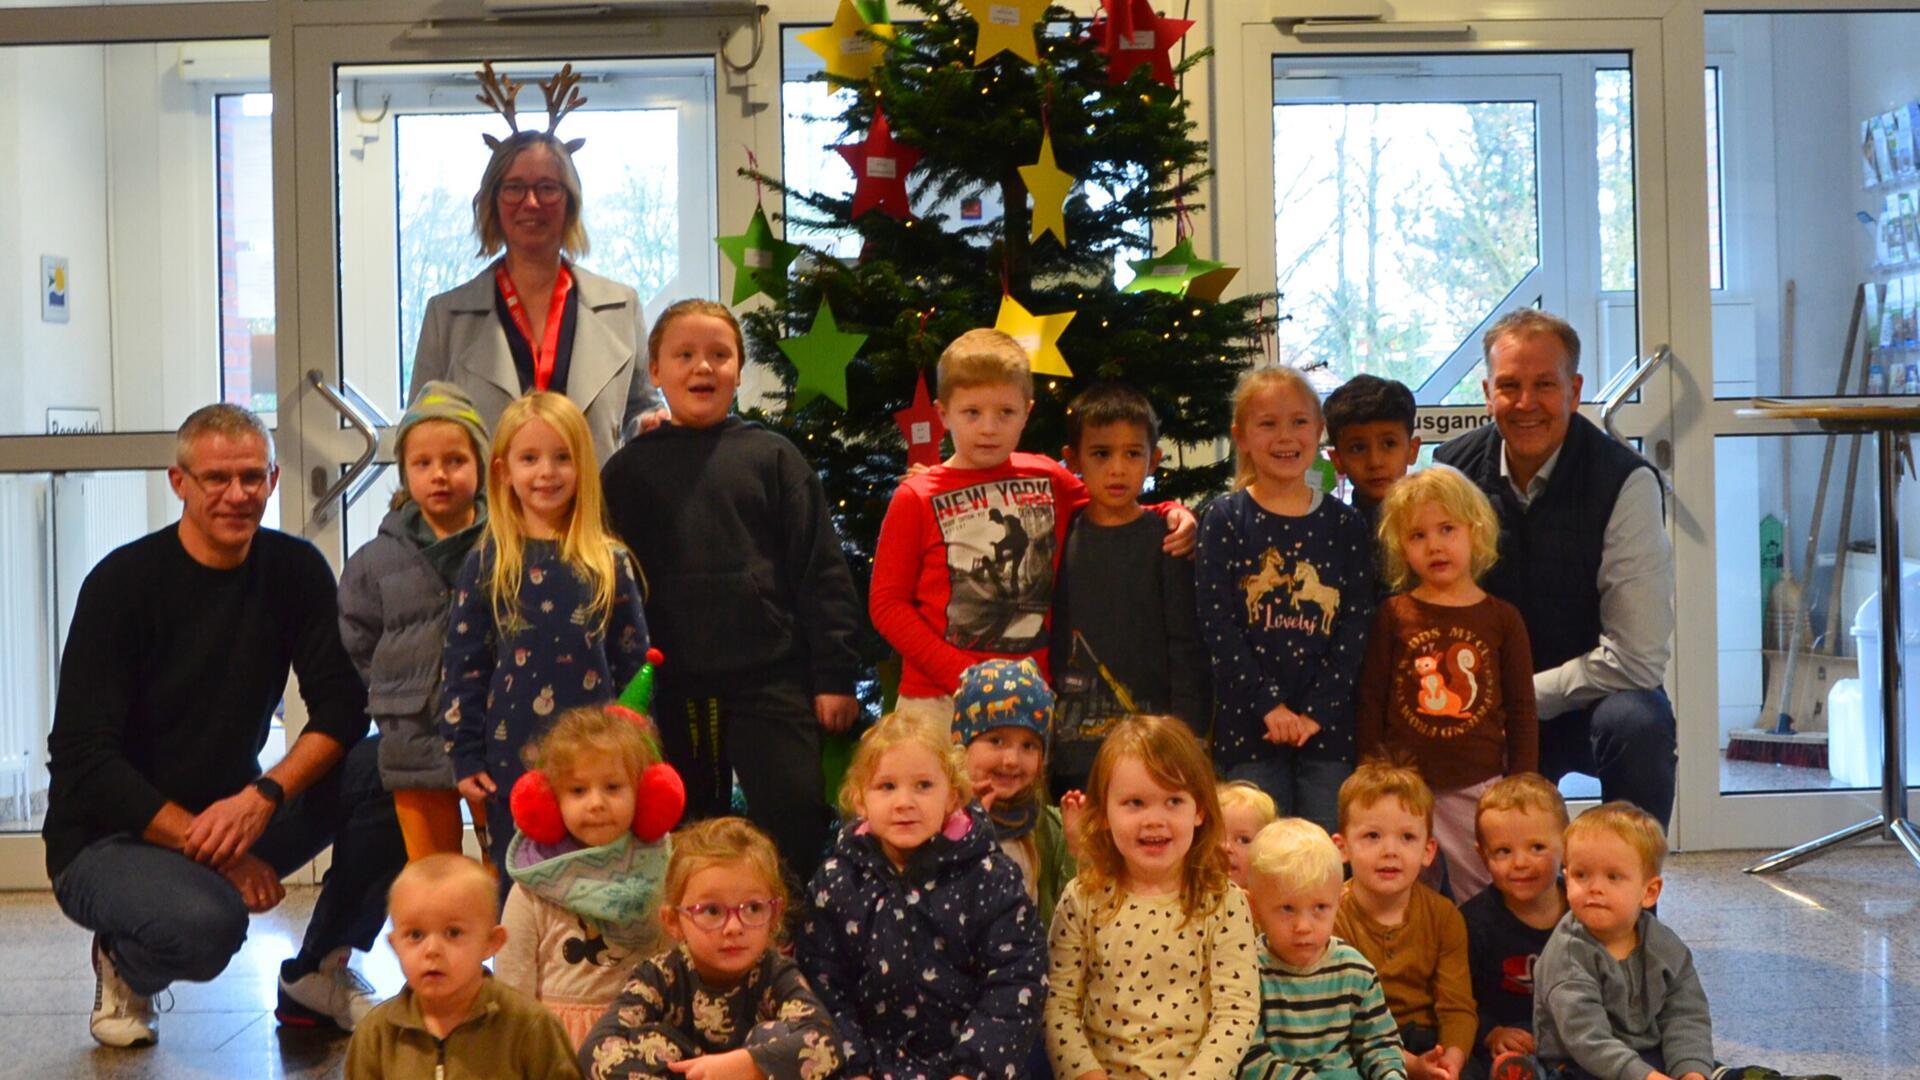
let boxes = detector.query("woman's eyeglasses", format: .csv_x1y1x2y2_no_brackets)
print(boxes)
499,180,566,205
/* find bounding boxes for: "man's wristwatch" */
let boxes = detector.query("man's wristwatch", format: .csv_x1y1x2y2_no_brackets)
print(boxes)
252,776,286,809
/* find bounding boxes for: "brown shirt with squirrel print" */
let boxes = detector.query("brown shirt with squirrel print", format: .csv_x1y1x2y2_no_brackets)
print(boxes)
1355,594,1537,790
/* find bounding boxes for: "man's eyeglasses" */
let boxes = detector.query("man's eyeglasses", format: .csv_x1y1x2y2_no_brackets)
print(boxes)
499,180,566,205
182,466,275,496
676,898,781,932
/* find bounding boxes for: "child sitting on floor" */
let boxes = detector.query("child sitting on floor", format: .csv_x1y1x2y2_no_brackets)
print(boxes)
1220,779,1280,890
1334,762,1476,1080
578,817,839,1079
1239,816,1406,1080
1460,774,1568,1080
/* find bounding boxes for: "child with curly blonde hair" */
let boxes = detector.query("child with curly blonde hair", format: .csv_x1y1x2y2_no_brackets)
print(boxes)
1356,465,1537,903
497,705,684,1046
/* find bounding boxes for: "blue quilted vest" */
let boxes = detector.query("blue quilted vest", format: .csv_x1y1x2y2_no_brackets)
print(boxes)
1436,413,1658,672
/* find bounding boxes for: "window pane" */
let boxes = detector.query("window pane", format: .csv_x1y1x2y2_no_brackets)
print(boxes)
1272,98,1539,399
1704,68,1725,291
218,92,277,417
1596,69,1635,293
0,40,271,436
1707,12,1920,397
1714,433,1899,795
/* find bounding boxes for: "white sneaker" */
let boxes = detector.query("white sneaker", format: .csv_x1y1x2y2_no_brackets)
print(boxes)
276,946,377,1032
90,936,157,1048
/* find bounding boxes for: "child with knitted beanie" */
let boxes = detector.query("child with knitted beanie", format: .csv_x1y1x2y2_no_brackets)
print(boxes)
952,658,1077,925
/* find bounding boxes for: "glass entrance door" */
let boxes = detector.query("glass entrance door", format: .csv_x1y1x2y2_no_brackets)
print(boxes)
1217,13,1712,840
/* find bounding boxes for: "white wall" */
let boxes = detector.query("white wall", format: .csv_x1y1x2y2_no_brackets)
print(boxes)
2,45,112,437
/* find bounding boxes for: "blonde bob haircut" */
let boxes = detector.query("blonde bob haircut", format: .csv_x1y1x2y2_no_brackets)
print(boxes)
1229,365,1324,491
937,328,1034,403
1075,714,1229,926
473,133,589,260
1218,780,1279,829
1565,801,1668,879
1473,772,1570,847
838,715,971,819
535,705,660,785
1337,759,1436,833
483,391,629,636
663,817,792,940
1247,817,1343,894
1375,465,1501,592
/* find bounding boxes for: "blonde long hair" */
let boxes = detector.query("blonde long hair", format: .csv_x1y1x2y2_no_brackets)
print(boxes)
1075,714,1229,926
1229,365,1323,491
483,392,624,635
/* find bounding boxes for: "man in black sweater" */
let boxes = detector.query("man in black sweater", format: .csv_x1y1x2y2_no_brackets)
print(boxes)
44,404,404,1048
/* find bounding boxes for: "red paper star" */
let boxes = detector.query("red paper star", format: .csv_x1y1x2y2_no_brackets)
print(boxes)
1090,0,1192,88
835,108,921,221
893,371,946,467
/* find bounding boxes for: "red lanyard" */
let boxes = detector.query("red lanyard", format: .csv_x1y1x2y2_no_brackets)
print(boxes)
495,263,574,390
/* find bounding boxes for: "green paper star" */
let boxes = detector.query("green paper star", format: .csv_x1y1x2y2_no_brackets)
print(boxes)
716,206,802,305
1122,238,1226,295
777,301,866,409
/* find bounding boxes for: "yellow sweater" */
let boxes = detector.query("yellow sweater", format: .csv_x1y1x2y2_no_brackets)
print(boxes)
1333,880,1478,1053
345,975,583,1079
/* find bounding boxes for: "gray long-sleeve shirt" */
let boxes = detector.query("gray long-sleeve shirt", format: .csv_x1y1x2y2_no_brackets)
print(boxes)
1533,911,1714,1080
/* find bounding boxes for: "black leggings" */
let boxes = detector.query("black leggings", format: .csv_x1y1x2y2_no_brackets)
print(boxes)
656,677,831,888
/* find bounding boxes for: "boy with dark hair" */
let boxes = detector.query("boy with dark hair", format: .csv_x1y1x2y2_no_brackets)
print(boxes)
1048,382,1211,792
1325,374,1421,528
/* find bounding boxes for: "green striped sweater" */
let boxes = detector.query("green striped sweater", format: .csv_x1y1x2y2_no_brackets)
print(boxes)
1239,937,1409,1080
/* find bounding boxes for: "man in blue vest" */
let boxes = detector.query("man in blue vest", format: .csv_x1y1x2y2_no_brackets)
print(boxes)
1435,310,1677,826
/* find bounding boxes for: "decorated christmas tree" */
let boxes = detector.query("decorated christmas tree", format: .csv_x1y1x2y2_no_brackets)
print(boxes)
722,0,1278,674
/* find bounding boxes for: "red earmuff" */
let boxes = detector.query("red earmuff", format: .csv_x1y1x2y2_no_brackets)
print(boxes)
507,710,689,846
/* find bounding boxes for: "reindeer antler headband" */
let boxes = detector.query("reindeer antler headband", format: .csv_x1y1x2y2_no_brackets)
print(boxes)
476,61,588,152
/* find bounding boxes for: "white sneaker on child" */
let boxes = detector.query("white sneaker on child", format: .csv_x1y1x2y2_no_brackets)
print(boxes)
90,936,158,1048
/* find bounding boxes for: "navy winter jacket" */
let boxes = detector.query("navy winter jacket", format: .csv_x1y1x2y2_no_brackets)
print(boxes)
798,805,1049,1079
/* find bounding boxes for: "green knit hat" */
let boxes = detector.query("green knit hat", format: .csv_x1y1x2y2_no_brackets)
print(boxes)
397,380,491,461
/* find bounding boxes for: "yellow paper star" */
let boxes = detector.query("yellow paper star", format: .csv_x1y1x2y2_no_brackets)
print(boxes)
959,0,1051,65
994,293,1077,377
1018,131,1075,246
798,0,896,82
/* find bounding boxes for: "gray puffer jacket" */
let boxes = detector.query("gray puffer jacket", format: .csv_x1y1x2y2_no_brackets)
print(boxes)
338,502,486,790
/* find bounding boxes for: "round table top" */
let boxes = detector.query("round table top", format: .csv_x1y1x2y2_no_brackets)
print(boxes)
1738,398,1920,431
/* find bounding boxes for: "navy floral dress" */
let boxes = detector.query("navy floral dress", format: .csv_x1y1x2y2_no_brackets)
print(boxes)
797,805,1049,1079
440,538,648,875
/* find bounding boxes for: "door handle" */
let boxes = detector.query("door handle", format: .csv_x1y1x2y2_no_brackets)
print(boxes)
305,369,387,536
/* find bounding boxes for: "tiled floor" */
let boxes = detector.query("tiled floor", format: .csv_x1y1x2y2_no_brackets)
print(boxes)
2,845,1918,1078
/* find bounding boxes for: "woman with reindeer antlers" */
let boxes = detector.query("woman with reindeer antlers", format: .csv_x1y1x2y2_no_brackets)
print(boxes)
409,62,669,466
